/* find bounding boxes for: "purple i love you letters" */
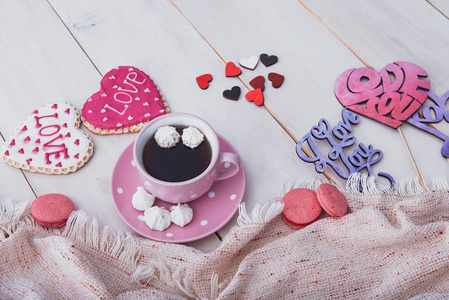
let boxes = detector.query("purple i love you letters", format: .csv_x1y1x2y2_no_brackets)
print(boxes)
296,109,394,187
407,91,449,158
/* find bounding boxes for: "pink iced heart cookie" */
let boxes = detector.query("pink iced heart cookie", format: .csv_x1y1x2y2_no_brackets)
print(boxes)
334,61,430,128
0,102,93,175
82,66,169,134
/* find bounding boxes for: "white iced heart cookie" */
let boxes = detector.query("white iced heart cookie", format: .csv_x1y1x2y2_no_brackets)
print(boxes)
0,102,94,174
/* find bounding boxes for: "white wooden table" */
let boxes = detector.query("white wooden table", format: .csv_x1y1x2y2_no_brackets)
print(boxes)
1,0,449,252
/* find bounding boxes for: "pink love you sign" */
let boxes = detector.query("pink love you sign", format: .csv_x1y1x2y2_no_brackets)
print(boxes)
334,61,430,128
82,66,169,134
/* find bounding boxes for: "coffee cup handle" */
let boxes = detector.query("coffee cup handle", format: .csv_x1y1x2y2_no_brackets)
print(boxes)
216,152,241,181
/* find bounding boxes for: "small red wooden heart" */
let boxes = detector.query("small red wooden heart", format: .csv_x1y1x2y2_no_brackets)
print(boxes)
334,61,430,128
268,72,284,88
225,62,242,77
249,76,265,91
245,88,264,106
196,74,213,90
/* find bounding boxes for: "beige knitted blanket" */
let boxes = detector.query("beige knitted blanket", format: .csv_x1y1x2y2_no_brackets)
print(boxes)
1,175,449,299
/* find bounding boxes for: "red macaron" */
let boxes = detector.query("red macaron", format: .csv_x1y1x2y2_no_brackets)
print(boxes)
316,183,348,217
282,188,322,226
30,193,75,228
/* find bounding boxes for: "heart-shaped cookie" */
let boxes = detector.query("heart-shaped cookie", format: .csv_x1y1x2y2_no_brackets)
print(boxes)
334,61,430,128
82,66,169,134
239,56,259,70
223,86,241,100
225,62,242,77
196,74,213,90
249,76,265,91
268,72,284,88
245,88,264,106
0,102,93,174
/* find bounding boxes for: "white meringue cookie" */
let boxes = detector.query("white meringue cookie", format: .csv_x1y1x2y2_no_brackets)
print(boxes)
154,126,180,148
131,187,155,211
143,206,171,231
181,126,204,149
170,204,193,227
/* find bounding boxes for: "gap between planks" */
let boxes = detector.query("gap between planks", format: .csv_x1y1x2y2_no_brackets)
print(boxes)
296,0,428,191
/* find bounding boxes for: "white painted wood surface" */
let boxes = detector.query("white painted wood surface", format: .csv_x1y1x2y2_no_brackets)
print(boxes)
0,0,448,250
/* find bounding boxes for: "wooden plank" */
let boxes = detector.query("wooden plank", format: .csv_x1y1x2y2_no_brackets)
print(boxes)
300,0,449,181
40,0,314,241
171,0,416,188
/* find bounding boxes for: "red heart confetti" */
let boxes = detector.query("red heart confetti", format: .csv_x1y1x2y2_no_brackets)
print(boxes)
268,72,284,88
196,74,213,90
82,66,169,135
0,102,93,174
225,62,242,77
334,61,430,128
245,88,264,106
250,76,265,91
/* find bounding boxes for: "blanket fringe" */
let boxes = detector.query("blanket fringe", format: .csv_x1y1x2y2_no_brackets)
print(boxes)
0,199,140,269
346,173,449,196
62,210,141,268
131,260,197,299
237,201,284,226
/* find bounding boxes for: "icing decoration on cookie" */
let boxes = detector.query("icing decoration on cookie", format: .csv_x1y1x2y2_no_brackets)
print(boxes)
260,53,278,67
82,66,169,134
196,74,213,90
225,62,242,77
0,102,93,175
239,56,259,70
268,72,284,88
334,61,430,129
296,108,394,187
249,76,265,91
245,88,264,106
407,91,449,158
223,86,241,101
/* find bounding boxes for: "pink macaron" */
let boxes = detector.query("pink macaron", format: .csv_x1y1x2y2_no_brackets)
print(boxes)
30,193,75,228
316,183,348,217
282,188,322,226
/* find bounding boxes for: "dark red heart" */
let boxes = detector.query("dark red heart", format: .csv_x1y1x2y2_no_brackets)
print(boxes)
268,72,284,88
260,53,278,67
223,86,241,100
334,61,430,128
250,76,265,91
225,62,242,77
245,88,264,106
196,74,213,90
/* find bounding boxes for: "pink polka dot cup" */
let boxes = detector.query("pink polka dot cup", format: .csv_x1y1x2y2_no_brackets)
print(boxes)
133,113,241,203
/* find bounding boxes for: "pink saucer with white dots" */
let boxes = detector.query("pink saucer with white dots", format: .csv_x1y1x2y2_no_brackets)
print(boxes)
111,134,245,243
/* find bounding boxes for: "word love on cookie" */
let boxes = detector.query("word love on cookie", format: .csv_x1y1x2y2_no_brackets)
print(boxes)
82,66,169,135
407,91,449,158
0,102,93,175
335,61,430,129
296,109,394,186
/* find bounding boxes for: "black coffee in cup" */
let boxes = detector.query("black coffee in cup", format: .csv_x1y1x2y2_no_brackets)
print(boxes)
142,125,212,182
